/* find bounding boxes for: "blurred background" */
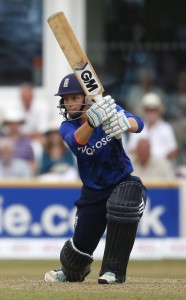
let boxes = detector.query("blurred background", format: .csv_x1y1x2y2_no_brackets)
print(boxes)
1,0,186,168
0,0,186,260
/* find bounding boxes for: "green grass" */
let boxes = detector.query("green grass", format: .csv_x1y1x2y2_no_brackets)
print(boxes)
0,260,186,300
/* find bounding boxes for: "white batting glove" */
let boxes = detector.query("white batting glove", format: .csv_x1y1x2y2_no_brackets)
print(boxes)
102,110,131,137
86,95,116,128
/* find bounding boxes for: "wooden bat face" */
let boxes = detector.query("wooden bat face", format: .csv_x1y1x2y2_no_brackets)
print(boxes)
48,12,104,100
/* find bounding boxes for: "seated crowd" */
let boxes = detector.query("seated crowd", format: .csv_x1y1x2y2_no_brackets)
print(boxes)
0,78,185,181
0,83,79,181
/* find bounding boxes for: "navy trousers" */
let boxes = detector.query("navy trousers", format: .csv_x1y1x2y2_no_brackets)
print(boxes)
73,175,147,255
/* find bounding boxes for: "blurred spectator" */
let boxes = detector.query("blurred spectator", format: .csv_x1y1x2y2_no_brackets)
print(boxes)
1,108,36,175
0,105,4,137
0,137,32,179
18,82,51,164
166,70,186,164
127,93,179,162
19,83,51,140
131,138,175,180
125,66,166,116
37,120,79,182
167,71,186,118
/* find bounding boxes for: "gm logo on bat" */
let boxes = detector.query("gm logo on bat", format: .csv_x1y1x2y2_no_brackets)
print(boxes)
75,62,101,96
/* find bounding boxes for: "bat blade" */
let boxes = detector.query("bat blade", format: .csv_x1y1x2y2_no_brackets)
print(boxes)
48,12,104,100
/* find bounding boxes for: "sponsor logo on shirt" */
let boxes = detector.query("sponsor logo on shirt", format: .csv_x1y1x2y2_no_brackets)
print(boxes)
77,135,112,155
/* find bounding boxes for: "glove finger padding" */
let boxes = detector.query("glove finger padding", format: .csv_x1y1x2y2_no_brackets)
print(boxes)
91,98,115,110
102,95,115,105
97,99,116,111
103,95,112,102
103,111,131,135
86,96,117,128
102,119,118,131
105,104,116,114
102,109,117,122
109,129,123,137
102,114,119,130
118,111,131,129
96,95,113,104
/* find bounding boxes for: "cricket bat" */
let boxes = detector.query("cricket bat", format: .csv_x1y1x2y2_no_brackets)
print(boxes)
47,11,104,101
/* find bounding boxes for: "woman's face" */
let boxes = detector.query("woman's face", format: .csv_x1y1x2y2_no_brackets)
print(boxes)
63,94,85,117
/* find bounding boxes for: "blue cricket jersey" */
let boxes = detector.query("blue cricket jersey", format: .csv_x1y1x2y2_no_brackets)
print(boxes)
59,105,144,190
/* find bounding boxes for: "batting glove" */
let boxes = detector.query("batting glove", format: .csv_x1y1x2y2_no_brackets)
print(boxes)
102,110,131,137
86,95,116,128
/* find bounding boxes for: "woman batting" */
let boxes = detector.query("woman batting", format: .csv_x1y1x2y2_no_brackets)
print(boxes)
44,73,147,284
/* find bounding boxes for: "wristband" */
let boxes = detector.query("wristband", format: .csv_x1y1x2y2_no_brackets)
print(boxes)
87,119,95,128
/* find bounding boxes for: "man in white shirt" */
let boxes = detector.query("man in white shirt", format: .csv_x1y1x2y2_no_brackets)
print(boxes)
131,138,175,180
0,138,32,179
127,92,178,160
19,83,51,164
19,83,51,139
